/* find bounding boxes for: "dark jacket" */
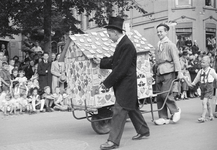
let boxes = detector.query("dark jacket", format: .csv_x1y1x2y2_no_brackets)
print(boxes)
100,35,138,110
37,60,52,91
24,65,34,80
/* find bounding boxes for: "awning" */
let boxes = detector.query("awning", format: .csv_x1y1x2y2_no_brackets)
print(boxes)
175,22,192,33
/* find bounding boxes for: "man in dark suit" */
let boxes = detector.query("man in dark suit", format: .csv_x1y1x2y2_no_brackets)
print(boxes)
37,52,52,93
95,16,150,150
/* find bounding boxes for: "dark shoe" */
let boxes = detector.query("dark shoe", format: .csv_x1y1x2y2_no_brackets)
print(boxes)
46,108,52,112
132,132,150,140
40,110,45,113
100,141,118,150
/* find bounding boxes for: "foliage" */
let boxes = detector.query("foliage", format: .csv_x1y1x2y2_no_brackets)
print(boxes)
0,0,147,47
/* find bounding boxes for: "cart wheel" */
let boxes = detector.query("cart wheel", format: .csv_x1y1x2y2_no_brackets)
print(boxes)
91,115,111,134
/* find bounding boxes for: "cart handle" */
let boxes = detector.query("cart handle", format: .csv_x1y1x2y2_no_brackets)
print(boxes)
70,99,113,122
140,78,179,121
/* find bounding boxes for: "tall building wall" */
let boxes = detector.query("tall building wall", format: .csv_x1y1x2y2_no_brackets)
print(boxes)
83,0,217,52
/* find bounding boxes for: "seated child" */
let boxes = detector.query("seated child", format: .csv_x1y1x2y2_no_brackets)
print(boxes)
42,86,54,112
53,87,68,111
189,56,217,122
28,87,45,113
12,93,24,114
1,93,14,116
19,93,31,114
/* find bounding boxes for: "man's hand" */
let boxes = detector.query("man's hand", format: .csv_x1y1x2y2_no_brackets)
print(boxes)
100,82,106,89
177,72,183,79
92,57,100,65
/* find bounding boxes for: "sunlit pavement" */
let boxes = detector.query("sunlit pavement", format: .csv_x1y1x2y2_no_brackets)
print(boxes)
0,97,217,150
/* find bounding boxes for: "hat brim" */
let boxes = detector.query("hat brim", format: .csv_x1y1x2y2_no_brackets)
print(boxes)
104,25,125,31
156,24,170,31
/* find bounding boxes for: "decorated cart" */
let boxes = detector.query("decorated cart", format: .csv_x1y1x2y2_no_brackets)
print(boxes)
59,29,155,134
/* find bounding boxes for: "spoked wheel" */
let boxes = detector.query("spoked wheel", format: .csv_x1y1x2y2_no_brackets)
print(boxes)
91,114,111,134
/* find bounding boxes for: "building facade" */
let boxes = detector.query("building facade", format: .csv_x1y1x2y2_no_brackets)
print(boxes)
0,35,22,61
81,0,217,52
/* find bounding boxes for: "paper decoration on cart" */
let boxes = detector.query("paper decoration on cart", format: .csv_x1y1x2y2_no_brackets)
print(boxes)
63,30,154,107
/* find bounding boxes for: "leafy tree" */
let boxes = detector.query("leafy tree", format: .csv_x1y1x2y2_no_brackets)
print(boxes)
0,0,147,53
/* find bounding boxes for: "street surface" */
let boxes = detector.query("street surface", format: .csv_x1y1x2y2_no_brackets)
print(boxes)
0,98,217,150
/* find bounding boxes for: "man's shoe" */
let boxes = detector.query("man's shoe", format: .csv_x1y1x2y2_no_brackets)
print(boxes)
172,107,181,123
132,132,150,140
154,118,170,125
100,141,118,150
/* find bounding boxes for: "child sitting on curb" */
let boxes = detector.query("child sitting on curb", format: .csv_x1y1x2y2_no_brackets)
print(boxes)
53,87,68,111
42,86,54,112
28,87,45,113
1,93,14,115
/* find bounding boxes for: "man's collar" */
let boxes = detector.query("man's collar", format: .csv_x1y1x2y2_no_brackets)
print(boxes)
116,34,125,45
160,36,169,43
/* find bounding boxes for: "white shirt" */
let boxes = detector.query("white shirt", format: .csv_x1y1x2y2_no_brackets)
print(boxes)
31,46,43,53
116,34,125,45
192,67,217,84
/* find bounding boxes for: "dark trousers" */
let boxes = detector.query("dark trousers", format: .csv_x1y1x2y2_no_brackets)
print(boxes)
108,102,149,146
156,72,179,119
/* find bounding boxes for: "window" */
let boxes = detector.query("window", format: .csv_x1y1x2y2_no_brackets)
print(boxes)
205,0,216,8
175,0,192,7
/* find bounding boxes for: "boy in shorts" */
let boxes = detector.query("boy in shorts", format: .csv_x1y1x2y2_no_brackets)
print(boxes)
189,56,217,122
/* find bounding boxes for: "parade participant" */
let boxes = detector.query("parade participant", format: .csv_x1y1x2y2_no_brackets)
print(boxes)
37,52,52,92
94,16,150,150
189,56,217,122
154,23,182,125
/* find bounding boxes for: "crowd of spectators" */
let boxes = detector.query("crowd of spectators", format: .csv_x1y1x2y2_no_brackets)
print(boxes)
0,34,216,116
0,42,70,116
174,36,216,100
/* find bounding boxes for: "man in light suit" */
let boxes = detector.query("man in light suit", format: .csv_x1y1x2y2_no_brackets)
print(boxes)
94,16,150,150
51,53,65,93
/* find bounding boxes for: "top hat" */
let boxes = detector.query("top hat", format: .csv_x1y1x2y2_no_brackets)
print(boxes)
156,23,170,31
104,16,125,31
